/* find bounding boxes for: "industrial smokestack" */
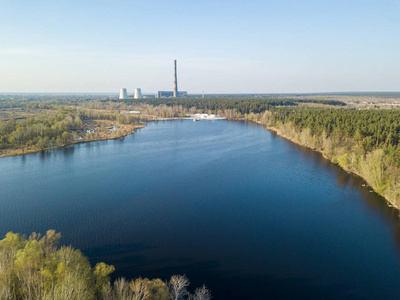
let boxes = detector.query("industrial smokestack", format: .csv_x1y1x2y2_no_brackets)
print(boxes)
173,60,178,97
119,88,128,99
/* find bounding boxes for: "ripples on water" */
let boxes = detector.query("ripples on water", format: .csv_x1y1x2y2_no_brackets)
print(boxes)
1,120,400,299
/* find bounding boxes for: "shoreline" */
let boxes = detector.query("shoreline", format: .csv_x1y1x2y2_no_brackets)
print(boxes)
2,115,397,211
0,116,225,158
0,116,227,158
0,123,146,158
246,119,399,210
155,116,396,210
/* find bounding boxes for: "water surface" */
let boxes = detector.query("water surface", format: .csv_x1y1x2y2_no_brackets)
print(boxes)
1,120,400,299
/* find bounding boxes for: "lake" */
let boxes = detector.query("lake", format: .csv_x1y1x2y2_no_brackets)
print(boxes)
1,120,400,299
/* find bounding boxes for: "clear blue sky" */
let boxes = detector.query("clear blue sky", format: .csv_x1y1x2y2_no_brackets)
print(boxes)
0,0,399,93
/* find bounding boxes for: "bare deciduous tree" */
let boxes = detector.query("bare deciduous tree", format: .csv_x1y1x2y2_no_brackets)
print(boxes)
130,277,150,300
191,285,212,300
0,230,212,300
168,274,189,300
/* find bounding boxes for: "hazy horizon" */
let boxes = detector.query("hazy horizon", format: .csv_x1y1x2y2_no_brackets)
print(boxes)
1,0,399,94
1,91,400,96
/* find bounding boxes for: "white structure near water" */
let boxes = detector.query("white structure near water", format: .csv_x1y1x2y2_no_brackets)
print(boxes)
119,88,128,99
187,114,225,120
134,88,143,99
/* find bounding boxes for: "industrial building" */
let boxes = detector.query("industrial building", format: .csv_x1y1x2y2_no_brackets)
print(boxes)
119,60,188,99
177,91,187,97
118,88,144,99
157,91,187,98
119,88,128,99
134,88,143,99
157,91,174,98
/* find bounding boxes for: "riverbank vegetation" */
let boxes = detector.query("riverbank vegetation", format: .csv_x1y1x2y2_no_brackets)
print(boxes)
121,97,400,208
0,104,144,157
126,97,400,208
243,108,400,208
2,95,400,208
2,95,400,296
0,230,211,300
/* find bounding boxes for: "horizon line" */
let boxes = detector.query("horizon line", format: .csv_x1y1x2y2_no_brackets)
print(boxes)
1,91,400,96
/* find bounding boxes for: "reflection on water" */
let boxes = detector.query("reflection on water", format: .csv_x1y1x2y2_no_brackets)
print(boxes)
39,150,52,160
1,120,400,299
273,132,400,258
62,145,75,156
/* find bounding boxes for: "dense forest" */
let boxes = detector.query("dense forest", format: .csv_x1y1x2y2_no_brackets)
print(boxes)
126,98,346,114
0,107,82,151
0,230,211,300
270,108,400,163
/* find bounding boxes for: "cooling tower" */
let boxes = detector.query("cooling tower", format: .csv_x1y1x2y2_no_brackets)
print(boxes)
119,88,128,99
134,88,143,99
173,60,178,97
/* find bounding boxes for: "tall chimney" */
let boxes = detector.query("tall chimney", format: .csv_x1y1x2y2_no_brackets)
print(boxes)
173,60,178,97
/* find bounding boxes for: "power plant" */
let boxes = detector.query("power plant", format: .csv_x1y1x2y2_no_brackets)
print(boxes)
157,60,187,98
118,60,187,99
134,88,143,99
119,88,128,100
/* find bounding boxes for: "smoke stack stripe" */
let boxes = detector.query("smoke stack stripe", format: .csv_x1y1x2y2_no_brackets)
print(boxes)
173,60,178,97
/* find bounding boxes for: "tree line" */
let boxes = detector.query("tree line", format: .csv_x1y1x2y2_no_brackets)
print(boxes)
125,98,346,114
243,107,400,207
0,108,82,151
0,230,211,300
0,106,141,152
126,98,399,208
269,108,400,166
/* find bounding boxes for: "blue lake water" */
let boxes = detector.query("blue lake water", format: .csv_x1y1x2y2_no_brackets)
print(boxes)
1,120,400,299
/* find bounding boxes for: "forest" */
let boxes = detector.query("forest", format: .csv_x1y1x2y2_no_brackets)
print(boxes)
0,230,211,300
125,97,346,114
0,104,142,156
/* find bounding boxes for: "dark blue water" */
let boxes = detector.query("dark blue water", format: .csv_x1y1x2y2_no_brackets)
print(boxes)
1,120,400,299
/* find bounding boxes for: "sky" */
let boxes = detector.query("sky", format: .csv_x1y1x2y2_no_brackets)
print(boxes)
0,0,399,94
